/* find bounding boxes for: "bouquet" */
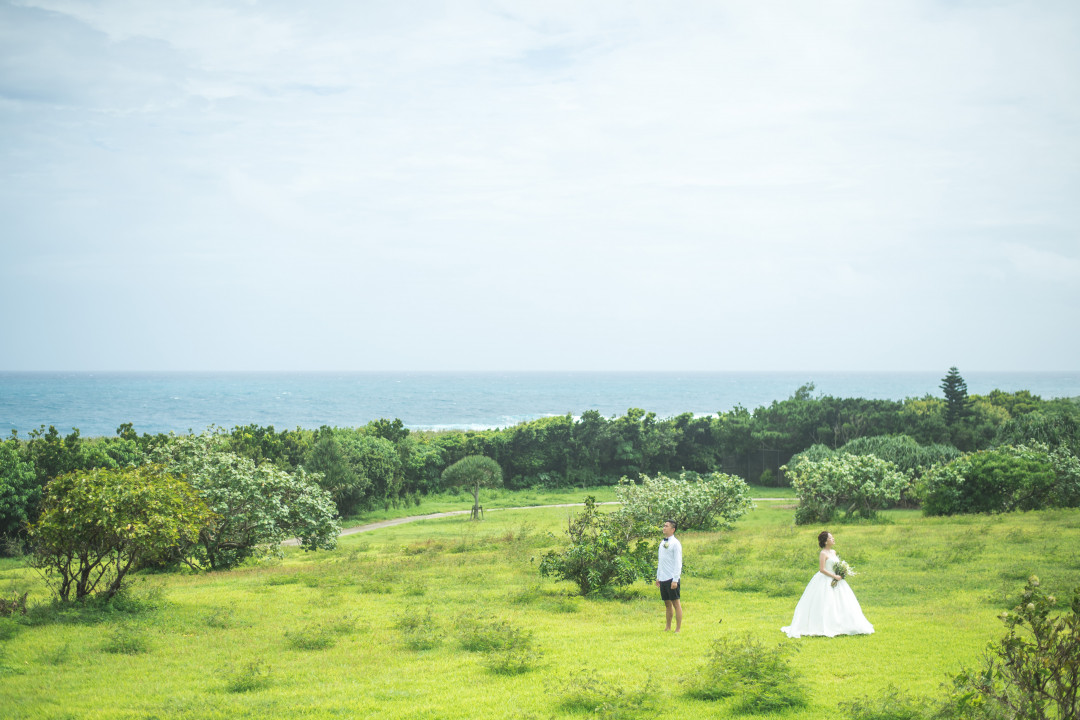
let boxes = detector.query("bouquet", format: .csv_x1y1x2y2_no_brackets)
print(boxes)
831,559,855,588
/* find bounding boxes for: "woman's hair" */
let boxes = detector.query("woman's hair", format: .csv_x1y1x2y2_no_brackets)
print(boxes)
817,531,831,548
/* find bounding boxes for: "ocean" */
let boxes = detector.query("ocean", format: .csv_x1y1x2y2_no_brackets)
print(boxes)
2,371,1079,439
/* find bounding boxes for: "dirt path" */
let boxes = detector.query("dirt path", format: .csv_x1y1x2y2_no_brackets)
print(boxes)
283,498,790,546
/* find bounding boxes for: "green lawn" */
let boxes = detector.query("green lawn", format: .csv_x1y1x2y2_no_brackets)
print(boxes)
2,501,1078,719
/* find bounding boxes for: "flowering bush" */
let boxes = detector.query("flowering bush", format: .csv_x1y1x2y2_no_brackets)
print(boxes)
153,434,340,570
783,453,910,525
615,471,753,532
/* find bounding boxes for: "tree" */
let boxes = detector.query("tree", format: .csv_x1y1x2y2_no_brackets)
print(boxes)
615,471,753,532
783,453,911,525
941,367,972,427
154,434,339,570
0,438,39,546
30,465,210,601
441,455,502,520
537,496,652,595
303,428,369,516
834,434,961,478
919,445,1060,516
538,497,655,596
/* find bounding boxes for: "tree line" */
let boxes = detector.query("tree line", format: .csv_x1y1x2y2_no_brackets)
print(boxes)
3,369,1079,551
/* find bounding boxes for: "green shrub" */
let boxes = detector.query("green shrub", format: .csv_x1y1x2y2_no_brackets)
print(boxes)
553,667,657,719
205,607,236,629
284,615,355,650
615,471,753,531
838,434,961,478
284,624,336,651
100,624,150,655
685,634,809,713
537,497,654,596
786,443,838,469
402,581,427,597
484,638,542,675
949,576,1080,720
0,438,38,542
919,445,1058,516
840,685,935,720
784,453,911,525
456,613,539,672
397,607,443,650
30,465,210,602
224,660,272,693
1043,443,1080,508
456,613,520,652
37,643,74,666
0,617,19,641
996,408,1080,456
0,591,27,617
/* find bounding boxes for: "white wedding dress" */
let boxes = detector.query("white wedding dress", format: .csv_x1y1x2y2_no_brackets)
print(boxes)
781,552,874,638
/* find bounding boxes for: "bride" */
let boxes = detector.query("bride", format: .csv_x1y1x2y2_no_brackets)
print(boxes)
782,531,874,638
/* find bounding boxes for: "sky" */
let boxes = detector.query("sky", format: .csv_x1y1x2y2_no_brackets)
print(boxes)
1,0,1078,372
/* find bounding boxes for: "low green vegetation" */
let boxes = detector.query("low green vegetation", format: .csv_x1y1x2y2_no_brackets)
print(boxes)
2,501,1078,718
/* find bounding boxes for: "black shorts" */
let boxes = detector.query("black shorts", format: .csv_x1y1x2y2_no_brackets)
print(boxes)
659,579,681,601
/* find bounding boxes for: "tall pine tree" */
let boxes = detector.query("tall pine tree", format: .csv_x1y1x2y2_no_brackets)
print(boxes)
940,366,971,427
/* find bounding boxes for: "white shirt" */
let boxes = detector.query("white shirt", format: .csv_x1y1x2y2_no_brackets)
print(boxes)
657,535,682,582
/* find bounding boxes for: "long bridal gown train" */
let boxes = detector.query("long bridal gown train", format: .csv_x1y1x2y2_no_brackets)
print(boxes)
781,554,874,638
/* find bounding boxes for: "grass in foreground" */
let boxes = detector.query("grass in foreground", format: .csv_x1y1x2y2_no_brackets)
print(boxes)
1,503,1077,719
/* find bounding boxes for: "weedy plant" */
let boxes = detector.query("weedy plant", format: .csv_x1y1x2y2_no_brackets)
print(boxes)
284,623,337,651
839,685,936,720
205,606,236,629
685,633,808,713
100,623,150,655
224,659,272,693
396,606,443,650
455,613,541,674
0,617,19,641
0,591,28,617
552,667,657,719
284,614,356,650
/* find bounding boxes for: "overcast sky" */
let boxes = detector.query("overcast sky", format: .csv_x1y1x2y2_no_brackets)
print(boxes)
1,0,1077,372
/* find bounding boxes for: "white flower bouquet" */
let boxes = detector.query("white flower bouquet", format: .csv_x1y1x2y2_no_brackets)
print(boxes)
831,559,855,588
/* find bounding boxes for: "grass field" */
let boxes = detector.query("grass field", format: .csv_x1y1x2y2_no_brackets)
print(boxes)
337,483,796,526
1,488,1078,719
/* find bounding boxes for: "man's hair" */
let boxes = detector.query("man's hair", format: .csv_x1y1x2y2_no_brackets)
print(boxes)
665,519,678,532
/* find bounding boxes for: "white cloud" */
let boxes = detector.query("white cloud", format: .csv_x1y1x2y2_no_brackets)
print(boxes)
1,0,1078,370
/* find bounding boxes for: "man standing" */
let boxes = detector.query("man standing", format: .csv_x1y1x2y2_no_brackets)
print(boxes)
655,519,682,632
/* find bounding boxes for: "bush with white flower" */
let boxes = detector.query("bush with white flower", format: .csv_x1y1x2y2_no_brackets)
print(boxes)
783,453,910,525
615,471,753,532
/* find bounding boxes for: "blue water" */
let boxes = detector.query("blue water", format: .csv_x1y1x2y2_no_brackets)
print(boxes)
2,371,1079,439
